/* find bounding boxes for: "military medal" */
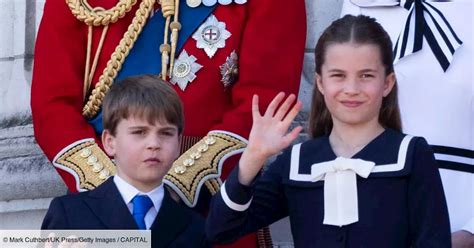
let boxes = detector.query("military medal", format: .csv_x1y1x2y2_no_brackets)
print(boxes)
216,0,231,5
187,0,201,8
202,0,217,6
187,0,247,7
170,50,203,91
192,15,231,58
220,50,239,89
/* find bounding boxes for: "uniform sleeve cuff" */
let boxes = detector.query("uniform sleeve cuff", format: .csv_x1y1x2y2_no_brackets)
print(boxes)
461,218,474,234
220,166,254,211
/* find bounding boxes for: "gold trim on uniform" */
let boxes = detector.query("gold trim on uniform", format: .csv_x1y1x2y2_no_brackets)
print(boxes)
55,140,116,190
164,132,246,206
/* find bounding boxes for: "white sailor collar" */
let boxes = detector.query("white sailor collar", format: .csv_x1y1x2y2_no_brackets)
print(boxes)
282,129,417,185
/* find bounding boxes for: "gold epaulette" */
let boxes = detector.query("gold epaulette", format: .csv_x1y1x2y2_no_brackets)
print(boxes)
164,131,247,207
53,139,116,191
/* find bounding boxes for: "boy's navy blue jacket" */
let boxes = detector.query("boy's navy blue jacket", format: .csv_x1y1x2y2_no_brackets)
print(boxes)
42,177,209,248
206,129,451,247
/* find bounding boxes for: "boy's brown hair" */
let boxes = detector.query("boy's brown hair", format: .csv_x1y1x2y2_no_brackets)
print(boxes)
102,74,184,135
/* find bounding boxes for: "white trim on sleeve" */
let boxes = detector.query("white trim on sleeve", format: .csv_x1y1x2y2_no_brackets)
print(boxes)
220,182,252,212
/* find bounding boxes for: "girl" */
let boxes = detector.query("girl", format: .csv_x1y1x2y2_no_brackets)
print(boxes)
206,15,451,247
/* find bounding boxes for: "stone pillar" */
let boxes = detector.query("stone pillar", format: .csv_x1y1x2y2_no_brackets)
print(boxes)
0,125,67,229
0,0,65,230
0,0,43,121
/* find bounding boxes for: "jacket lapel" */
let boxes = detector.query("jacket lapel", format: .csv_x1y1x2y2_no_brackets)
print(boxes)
83,177,138,229
150,188,191,248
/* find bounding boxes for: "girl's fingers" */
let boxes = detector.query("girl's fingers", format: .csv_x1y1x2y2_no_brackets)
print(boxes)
252,94,260,119
283,126,303,145
264,92,285,117
274,94,296,121
283,100,302,124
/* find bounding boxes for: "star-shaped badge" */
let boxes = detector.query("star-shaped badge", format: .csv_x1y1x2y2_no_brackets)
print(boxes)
220,50,239,89
192,15,231,58
170,50,203,91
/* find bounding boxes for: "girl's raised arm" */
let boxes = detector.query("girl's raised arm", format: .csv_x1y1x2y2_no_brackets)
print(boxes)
238,92,302,185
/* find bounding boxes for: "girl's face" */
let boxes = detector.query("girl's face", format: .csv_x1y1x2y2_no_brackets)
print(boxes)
316,43,395,129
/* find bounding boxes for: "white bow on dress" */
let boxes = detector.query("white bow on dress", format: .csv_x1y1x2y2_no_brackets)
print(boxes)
311,157,375,227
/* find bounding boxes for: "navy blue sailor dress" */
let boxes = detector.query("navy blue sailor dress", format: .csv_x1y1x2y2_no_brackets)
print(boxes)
206,129,451,247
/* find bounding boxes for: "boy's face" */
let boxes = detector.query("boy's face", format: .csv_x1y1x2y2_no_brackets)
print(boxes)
102,116,180,192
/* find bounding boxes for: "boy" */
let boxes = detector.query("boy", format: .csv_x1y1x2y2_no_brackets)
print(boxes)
42,75,209,247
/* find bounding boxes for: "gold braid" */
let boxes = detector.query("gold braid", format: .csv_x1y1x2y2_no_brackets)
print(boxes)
66,0,138,26
159,0,173,80
159,0,181,80
169,0,181,76
81,0,156,119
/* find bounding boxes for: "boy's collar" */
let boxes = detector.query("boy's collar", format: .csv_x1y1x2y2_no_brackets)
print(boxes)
113,175,165,212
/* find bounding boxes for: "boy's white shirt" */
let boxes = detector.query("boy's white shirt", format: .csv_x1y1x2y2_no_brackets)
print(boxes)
114,175,164,229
